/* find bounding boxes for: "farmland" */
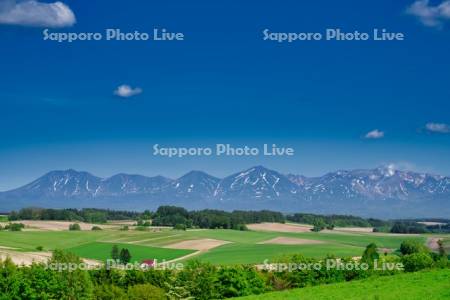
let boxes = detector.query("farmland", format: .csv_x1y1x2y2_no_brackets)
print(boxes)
0,221,427,265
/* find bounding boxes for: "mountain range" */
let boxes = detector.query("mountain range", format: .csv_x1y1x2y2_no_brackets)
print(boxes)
0,166,449,218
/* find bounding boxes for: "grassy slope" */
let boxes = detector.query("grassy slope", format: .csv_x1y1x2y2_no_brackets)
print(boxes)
239,269,450,300
67,242,194,262
0,228,427,264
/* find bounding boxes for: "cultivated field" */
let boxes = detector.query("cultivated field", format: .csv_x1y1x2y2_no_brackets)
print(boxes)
0,222,430,265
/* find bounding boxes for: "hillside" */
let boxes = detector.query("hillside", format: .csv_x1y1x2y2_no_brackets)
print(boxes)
238,269,450,300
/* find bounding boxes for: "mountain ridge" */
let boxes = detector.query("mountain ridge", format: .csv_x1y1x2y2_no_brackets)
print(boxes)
0,166,449,218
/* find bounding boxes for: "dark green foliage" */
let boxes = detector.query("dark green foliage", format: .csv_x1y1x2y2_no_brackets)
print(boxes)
173,223,187,231
94,284,128,299
175,260,220,300
111,245,120,261
9,207,140,223
236,224,249,231
390,221,428,234
287,213,387,228
361,243,379,265
5,223,25,231
311,219,326,232
401,252,434,272
121,225,129,231
69,223,81,231
36,245,44,251
399,240,427,255
127,284,166,300
49,250,94,299
120,248,132,264
217,265,266,298
152,206,284,230
92,226,102,231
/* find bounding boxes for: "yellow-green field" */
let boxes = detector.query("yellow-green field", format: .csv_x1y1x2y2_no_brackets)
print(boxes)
0,223,429,265
238,269,450,300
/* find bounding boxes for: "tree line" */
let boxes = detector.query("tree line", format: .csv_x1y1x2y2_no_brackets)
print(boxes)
151,206,285,230
7,206,450,233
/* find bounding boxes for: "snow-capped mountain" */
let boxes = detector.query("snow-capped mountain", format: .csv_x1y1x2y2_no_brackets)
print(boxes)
0,166,449,218
214,166,298,201
167,171,220,199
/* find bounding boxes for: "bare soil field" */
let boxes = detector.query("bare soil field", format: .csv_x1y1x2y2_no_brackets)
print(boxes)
247,223,312,233
258,237,325,245
0,249,102,267
8,220,117,231
164,238,230,251
332,227,374,233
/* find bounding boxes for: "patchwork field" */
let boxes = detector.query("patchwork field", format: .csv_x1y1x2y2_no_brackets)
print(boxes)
238,269,450,300
0,222,430,265
67,242,194,263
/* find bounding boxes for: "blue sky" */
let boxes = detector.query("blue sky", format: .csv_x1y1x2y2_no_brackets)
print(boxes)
0,0,450,190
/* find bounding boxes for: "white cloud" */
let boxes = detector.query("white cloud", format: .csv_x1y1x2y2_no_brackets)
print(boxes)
406,0,450,28
114,85,143,98
0,0,75,28
365,129,384,139
425,122,450,133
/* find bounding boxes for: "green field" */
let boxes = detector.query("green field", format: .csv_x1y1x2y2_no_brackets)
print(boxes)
67,242,194,263
0,215,8,222
238,269,450,300
0,226,427,265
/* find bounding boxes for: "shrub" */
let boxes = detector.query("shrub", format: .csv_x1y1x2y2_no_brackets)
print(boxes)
111,245,120,261
91,226,102,231
121,225,129,231
36,245,44,251
399,240,426,255
173,224,187,231
69,223,81,231
402,252,434,272
127,283,166,300
94,284,128,300
217,265,266,298
120,248,132,264
7,223,25,231
237,224,249,231
361,243,379,265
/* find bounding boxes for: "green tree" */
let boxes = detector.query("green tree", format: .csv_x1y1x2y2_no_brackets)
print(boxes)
49,250,94,299
94,284,128,300
120,248,132,264
361,243,379,265
111,245,120,261
399,240,426,255
127,284,166,300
